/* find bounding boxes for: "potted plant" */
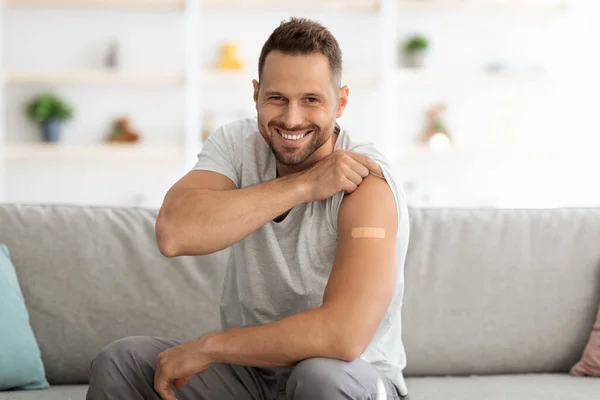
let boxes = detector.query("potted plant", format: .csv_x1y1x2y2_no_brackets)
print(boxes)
25,92,74,142
401,34,430,68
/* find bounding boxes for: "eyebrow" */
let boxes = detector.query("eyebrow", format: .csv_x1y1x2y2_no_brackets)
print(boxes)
303,92,326,98
263,90,326,98
263,90,284,97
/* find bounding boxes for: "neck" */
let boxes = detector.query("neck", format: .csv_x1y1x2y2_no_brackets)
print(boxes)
276,125,339,178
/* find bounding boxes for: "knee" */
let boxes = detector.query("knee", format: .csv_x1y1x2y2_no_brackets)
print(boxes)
89,336,154,378
286,358,349,400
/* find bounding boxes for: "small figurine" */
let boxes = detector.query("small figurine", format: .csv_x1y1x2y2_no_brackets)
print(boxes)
107,117,140,143
105,40,119,69
420,103,452,152
216,41,244,70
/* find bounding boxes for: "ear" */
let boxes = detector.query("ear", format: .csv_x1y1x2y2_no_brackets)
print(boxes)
252,79,260,104
336,85,349,119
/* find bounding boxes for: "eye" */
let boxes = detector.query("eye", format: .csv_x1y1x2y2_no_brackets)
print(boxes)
306,97,319,103
269,96,284,101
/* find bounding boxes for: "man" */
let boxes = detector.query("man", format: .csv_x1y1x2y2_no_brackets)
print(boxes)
86,17,410,400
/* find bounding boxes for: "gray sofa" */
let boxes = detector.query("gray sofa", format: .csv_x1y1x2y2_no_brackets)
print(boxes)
1,203,599,400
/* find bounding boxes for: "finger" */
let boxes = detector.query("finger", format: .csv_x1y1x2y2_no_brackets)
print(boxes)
173,377,190,389
342,180,358,194
346,157,370,178
344,167,364,187
154,362,162,392
348,152,382,176
156,382,176,400
154,364,176,400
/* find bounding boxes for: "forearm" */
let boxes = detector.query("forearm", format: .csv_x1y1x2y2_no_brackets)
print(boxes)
200,306,355,368
157,174,307,256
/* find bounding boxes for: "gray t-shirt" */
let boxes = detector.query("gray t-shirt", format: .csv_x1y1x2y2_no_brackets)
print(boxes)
193,117,409,395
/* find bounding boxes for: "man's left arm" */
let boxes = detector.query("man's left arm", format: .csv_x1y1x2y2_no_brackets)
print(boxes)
154,175,399,398
202,174,398,364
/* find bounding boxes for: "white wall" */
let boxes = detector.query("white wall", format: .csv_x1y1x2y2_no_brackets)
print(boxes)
392,2,600,207
2,2,599,208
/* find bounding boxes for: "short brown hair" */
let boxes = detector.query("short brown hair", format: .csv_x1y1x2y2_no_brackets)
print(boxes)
258,18,343,88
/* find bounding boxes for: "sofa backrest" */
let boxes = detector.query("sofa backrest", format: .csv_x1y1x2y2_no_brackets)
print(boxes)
402,208,600,377
0,204,229,384
0,204,599,383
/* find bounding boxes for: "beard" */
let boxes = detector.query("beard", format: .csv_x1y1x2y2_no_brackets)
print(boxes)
259,118,335,166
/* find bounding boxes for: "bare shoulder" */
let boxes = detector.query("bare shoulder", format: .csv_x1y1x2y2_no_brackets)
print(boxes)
337,175,398,235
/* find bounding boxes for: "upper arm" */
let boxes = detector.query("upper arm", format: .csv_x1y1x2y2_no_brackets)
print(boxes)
165,123,240,198
322,174,399,354
169,170,237,193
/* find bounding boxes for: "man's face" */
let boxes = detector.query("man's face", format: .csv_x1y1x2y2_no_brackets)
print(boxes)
253,51,348,167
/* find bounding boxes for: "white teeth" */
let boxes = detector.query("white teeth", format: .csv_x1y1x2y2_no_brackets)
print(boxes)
280,132,306,141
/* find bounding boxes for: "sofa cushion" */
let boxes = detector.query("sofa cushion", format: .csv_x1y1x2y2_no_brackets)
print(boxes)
0,244,49,391
3,204,600,382
402,208,600,376
406,373,600,400
0,205,230,385
570,300,600,376
0,385,87,400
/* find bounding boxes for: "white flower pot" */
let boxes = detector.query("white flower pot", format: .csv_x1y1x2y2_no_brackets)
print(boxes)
403,50,427,68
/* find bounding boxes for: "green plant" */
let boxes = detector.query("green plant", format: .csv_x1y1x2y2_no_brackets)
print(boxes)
403,34,429,54
25,92,73,124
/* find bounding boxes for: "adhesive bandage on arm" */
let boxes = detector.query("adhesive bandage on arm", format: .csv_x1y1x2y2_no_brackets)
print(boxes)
351,227,386,239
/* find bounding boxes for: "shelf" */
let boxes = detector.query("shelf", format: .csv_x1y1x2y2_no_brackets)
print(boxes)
397,0,569,13
204,0,378,11
4,0,185,10
392,144,507,162
395,68,553,89
4,143,186,162
5,0,378,11
3,69,378,86
3,69,185,85
389,143,595,164
202,69,379,86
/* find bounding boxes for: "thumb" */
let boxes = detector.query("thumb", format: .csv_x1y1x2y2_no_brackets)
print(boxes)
173,377,190,389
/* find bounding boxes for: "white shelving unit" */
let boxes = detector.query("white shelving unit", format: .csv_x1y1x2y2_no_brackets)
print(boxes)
397,0,568,13
4,0,186,10
4,68,379,86
5,0,379,11
5,143,185,162
0,0,205,206
0,0,566,206
0,0,389,206
204,0,378,11
4,70,186,85
395,68,554,88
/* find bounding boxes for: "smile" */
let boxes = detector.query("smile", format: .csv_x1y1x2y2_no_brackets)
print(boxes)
275,128,312,142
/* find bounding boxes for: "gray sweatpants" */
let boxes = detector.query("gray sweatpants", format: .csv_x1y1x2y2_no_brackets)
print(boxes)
85,336,408,400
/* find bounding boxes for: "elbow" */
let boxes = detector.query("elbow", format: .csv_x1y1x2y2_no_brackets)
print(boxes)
155,223,181,258
321,308,371,362
155,209,184,258
336,339,367,362
329,326,370,362
157,236,180,258
155,214,212,257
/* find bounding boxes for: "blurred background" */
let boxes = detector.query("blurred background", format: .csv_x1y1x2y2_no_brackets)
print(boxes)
0,0,598,209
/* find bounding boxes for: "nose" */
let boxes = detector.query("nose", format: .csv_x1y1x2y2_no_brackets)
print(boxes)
281,102,304,129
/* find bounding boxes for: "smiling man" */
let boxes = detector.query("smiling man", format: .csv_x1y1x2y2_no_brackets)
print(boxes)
86,18,410,400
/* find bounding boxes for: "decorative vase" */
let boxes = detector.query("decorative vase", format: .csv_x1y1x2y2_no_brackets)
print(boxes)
41,119,61,142
403,50,427,68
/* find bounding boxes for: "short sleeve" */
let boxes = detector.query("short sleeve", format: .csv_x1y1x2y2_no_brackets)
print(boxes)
326,191,345,236
192,126,240,188
326,155,407,241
